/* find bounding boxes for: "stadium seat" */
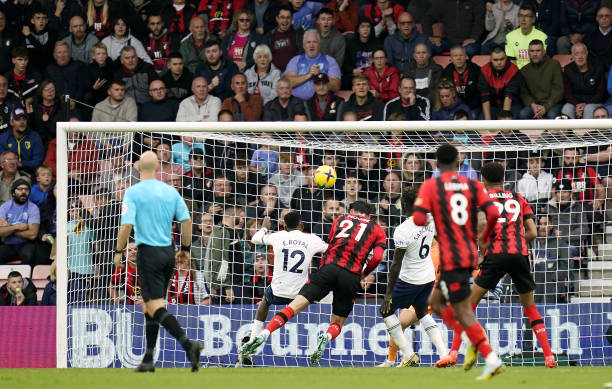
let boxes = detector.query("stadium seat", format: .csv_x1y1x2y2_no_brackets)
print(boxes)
32,265,51,289
552,54,572,69
36,288,44,302
471,55,489,68
433,56,451,68
0,264,31,280
336,90,353,102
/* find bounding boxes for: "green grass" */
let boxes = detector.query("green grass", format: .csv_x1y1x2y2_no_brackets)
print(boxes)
1,367,611,389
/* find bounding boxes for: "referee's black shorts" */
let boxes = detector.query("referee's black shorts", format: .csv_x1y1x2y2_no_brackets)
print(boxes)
475,253,536,294
298,264,361,317
136,244,175,301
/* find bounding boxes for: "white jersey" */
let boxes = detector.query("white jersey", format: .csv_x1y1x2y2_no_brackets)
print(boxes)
393,216,436,285
251,228,328,298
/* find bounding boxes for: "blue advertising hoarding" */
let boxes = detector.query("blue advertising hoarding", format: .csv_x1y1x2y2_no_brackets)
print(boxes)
67,303,612,367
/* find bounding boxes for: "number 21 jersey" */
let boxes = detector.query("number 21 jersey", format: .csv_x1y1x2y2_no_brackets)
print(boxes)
414,172,495,272
323,214,387,275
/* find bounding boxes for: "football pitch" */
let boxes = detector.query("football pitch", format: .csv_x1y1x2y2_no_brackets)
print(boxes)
2,367,611,389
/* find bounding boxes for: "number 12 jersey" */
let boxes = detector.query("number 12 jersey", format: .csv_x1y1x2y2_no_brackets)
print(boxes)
251,229,328,299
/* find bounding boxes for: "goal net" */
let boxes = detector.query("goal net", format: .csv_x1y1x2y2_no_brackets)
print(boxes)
56,120,612,368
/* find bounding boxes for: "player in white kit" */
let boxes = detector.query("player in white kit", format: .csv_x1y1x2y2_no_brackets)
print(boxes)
239,211,328,365
379,186,448,367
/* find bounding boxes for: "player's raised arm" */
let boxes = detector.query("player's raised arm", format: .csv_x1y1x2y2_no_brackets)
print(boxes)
362,225,387,276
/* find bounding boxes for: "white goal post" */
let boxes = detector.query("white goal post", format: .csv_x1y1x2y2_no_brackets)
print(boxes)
56,119,612,368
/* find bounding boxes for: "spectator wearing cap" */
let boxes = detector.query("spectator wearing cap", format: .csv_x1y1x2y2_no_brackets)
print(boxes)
245,44,282,105
0,107,44,175
518,150,554,210
560,43,607,119
262,77,306,121
0,179,40,266
261,6,305,72
304,72,344,121
138,79,180,121
0,150,31,205
176,77,222,122
384,12,429,74
341,74,384,120
183,147,214,209
518,39,563,120
554,148,605,212
343,19,381,90
317,8,345,68
0,270,37,306
221,73,264,121
284,29,341,101
544,178,592,258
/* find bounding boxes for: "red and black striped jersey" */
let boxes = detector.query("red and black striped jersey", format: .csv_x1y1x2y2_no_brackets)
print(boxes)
485,188,534,256
554,167,601,202
322,214,387,275
414,172,496,272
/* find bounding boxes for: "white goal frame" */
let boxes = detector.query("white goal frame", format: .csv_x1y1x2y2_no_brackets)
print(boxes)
55,119,612,368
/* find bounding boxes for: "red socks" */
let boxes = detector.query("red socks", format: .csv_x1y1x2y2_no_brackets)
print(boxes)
464,323,493,358
326,323,342,340
265,306,295,333
450,303,478,352
524,305,553,357
440,306,463,334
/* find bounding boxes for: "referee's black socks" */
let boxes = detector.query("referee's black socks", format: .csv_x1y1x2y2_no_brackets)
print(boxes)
153,308,192,354
143,314,159,363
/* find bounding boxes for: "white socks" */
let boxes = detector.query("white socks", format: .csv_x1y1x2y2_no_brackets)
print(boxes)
419,314,448,357
250,320,265,342
485,351,500,365
384,315,413,356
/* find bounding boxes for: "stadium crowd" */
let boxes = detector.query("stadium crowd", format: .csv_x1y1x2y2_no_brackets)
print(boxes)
0,0,611,306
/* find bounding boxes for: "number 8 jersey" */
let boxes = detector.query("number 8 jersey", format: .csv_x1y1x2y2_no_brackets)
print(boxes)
251,228,328,299
414,172,497,272
393,216,437,285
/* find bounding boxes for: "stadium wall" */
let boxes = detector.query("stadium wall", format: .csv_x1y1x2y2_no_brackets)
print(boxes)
66,303,612,368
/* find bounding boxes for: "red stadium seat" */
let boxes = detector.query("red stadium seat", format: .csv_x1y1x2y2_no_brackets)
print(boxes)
433,56,451,68
553,54,573,69
471,55,490,68
336,90,353,102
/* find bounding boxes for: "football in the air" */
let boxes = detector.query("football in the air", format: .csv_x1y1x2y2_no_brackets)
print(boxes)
314,165,337,188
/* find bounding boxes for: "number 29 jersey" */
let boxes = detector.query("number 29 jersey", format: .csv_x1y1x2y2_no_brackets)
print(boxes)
486,188,535,257
414,172,495,272
254,230,328,299
393,216,436,285
323,214,387,275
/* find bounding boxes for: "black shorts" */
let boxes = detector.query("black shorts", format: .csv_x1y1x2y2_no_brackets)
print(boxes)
436,268,473,304
475,254,535,294
299,264,361,317
137,244,175,301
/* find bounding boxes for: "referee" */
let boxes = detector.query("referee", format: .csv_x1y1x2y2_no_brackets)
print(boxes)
114,151,202,372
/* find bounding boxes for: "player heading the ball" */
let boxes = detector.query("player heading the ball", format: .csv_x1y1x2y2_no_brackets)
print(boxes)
240,200,387,366
413,144,504,380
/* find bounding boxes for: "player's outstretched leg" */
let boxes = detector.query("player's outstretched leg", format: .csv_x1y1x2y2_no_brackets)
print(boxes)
419,314,448,363
523,304,556,368
241,306,296,357
310,323,342,366
383,314,418,367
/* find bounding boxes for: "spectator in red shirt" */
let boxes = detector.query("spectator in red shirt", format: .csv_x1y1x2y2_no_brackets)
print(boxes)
363,48,399,104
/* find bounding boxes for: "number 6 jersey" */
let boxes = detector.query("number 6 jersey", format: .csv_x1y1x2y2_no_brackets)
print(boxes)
393,216,436,285
251,228,328,299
